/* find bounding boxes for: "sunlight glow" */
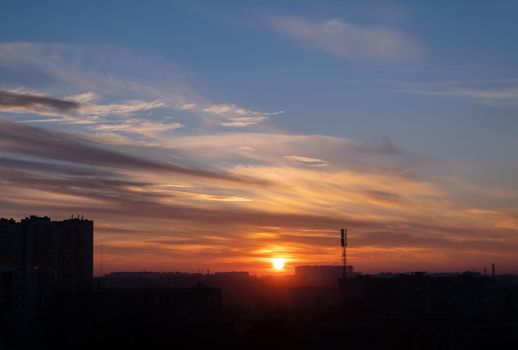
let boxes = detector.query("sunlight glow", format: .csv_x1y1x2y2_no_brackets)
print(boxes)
272,258,286,270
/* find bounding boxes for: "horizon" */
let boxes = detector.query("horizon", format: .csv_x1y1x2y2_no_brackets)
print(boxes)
1,1,518,275
98,268,506,277
1,213,509,277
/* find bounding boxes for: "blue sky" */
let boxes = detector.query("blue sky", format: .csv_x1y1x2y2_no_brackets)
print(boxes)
1,1,517,273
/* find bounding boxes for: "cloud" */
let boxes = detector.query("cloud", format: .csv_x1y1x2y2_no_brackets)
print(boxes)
90,119,184,136
175,101,282,126
394,80,518,107
3,155,517,273
81,100,166,116
159,132,410,173
0,89,166,120
220,116,270,127
0,156,115,177
400,87,518,107
85,100,166,116
176,102,198,111
2,121,517,273
0,118,265,185
0,89,178,139
284,155,328,167
453,88,518,101
0,89,80,114
199,103,284,127
0,43,280,129
268,16,421,60
1,43,517,274
66,91,99,103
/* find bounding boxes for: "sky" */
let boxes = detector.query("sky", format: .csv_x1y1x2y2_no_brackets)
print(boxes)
1,0,517,275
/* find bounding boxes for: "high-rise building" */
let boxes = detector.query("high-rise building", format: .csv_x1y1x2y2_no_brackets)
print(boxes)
0,216,93,293
0,215,93,339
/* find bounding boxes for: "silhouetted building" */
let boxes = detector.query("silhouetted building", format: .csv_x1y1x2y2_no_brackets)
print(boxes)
212,271,250,281
0,215,93,342
0,215,93,293
2,216,518,349
42,286,223,349
295,265,354,287
290,286,341,310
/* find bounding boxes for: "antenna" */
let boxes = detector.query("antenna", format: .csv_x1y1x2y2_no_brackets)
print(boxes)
340,228,348,280
340,227,348,308
100,244,103,276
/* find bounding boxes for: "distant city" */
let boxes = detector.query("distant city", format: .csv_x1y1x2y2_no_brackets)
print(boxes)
1,216,517,349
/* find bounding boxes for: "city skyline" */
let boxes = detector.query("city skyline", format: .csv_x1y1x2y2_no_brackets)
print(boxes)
1,1,518,274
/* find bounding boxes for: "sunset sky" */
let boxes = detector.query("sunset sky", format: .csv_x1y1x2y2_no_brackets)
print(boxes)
1,0,517,275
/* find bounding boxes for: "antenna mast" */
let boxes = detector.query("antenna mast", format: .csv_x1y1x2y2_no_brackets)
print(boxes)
340,227,347,280
100,244,103,276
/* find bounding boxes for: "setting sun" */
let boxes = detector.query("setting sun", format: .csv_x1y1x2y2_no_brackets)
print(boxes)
272,258,286,270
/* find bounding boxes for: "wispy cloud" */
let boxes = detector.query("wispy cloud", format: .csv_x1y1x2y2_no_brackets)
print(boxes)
394,80,518,107
0,89,166,127
0,89,80,114
80,100,166,116
66,91,99,103
0,43,280,129
284,155,328,167
268,16,422,60
159,132,410,173
90,119,184,136
1,42,517,274
2,127,517,273
2,118,518,273
0,119,265,185
180,102,284,127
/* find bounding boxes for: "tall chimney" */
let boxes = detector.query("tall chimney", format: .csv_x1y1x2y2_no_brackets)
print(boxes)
491,263,495,278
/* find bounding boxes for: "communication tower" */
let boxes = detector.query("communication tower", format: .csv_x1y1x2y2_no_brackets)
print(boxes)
340,228,347,280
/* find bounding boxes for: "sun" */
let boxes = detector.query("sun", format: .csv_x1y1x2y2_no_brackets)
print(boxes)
272,258,286,270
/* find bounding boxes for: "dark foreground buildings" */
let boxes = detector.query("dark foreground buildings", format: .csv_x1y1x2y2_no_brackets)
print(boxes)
0,215,94,291
0,216,223,349
94,269,518,349
1,215,518,349
0,215,93,342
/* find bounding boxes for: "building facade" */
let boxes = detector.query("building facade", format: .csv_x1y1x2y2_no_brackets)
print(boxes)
295,265,355,287
0,215,93,341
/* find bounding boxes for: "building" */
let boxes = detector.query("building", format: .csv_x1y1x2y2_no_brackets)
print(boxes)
295,265,354,287
0,215,93,343
0,219,23,269
0,215,93,293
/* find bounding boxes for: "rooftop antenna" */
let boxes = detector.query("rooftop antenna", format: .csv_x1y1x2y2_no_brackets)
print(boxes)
340,228,347,298
100,244,103,276
340,227,348,307
340,227,348,279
